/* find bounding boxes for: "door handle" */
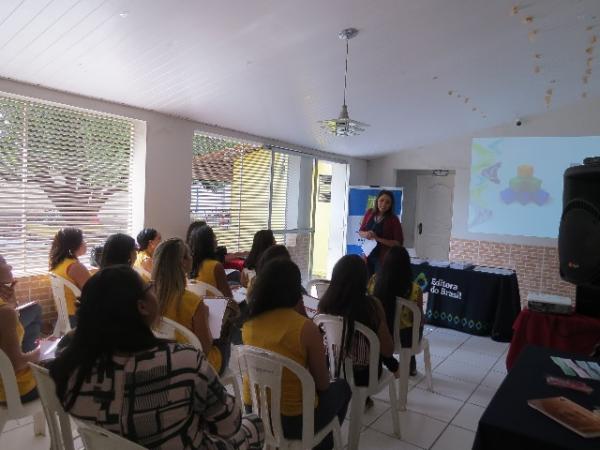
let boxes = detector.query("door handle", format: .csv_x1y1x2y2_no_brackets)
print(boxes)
418,223,423,235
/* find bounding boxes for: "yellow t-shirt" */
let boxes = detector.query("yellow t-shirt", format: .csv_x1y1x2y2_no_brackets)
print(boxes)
51,257,78,316
242,307,316,416
134,250,152,272
193,259,219,288
0,300,36,401
367,276,421,329
164,290,222,373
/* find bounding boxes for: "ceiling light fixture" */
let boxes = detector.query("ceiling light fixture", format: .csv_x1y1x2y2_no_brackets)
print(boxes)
318,28,369,137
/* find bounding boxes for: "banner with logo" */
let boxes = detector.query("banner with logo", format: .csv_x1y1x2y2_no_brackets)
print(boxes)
346,186,403,256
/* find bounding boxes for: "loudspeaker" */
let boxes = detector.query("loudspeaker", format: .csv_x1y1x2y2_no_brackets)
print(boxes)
558,157,600,287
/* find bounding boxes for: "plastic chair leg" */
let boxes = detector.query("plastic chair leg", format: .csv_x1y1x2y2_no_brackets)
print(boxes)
0,411,7,434
332,421,343,449
424,344,433,392
347,390,364,450
387,381,402,438
33,411,46,436
398,350,411,411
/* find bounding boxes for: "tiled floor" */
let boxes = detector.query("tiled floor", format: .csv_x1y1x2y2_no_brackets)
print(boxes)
0,325,509,449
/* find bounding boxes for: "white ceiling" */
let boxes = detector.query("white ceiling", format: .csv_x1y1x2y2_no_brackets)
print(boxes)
0,0,599,158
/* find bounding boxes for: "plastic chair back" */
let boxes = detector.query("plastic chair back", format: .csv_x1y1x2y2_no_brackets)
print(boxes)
74,419,147,450
154,316,203,349
49,273,80,337
29,363,75,450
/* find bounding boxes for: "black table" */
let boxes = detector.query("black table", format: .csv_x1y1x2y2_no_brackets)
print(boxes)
411,262,521,342
473,346,600,450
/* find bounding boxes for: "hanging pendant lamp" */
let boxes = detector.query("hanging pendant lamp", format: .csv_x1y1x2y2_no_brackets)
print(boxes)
318,28,369,137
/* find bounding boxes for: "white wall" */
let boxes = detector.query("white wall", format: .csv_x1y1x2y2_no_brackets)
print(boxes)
367,98,600,246
0,77,367,239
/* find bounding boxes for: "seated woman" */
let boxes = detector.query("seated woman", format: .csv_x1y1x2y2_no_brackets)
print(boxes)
49,227,91,327
135,228,162,274
371,246,423,376
318,255,399,396
241,230,275,287
189,225,233,298
100,233,138,268
152,238,231,375
0,255,41,403
185,220,207,249
243,259,351,450
50,265,264,450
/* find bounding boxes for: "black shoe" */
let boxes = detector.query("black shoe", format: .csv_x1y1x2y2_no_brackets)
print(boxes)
409,357,417,376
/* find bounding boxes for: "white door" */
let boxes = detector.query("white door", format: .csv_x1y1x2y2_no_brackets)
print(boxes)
414,174,454,260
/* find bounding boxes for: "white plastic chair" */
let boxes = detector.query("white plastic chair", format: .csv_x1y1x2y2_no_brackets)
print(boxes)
393,297,433,411
29,363,77,450
49,273,81,337
154,317,241,406
0,349,45,436
236,345,342,450
305,279,330,299
314,314,401,450
74,419,147,450
186,280,224,297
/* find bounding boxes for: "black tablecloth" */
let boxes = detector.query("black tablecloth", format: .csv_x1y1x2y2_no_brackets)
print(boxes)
473,346,600,450
411,263,521,342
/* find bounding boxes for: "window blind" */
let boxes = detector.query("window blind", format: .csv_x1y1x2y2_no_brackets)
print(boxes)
0,94,135,276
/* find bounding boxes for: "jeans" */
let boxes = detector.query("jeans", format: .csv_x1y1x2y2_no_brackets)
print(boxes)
18,303,42,352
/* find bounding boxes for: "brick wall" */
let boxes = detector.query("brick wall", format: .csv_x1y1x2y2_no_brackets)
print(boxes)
449,238,576,306
15,275,57,329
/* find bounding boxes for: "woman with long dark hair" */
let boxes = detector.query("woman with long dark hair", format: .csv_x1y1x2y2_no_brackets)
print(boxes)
100,233,137,268
185,220,207,248
152,238,231,374
243,258,351,450
358,190,403,275
371,246,423,376
189,225,233,298
241,230,275,287
318,255,399,398
134,227,162,273
49,227,90,325
50,265,263,450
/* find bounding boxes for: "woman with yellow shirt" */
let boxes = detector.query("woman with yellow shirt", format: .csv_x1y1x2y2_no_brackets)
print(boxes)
135,228,162,273
243,258,351,450
49,227,91,327
152,238,230,375
189,225,233,298
0,255,40,403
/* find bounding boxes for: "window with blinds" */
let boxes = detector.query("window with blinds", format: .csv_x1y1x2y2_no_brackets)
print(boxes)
191,135,290,251
0,94,135,275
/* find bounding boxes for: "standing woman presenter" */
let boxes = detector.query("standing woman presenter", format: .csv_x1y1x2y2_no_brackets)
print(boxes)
358,190,404,275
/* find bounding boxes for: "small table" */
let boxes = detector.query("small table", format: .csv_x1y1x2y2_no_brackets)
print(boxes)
506,309,600,370
412,262,521,342
474,346,600,449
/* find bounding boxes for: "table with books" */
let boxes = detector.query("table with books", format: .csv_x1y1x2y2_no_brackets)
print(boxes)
473,345,600,450
410,259,521,342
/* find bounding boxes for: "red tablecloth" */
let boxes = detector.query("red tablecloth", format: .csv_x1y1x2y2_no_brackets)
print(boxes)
506,309,600,370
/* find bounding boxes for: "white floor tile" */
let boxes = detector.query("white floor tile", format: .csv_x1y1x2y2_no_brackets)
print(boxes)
434,359,489,385
460,336,509,357
356,428,422,450
451,403,486,432
371,408,446,449
431,328,471,341
406,387,464,422
417,373,478,402
358,398,391,427
468,384,498,408
431,425,475,450
416,352,445,371
448,349,498,370
491,357,508,374
428,334,465,358
1,419,21,433
480,370,506,389
0,423,51,450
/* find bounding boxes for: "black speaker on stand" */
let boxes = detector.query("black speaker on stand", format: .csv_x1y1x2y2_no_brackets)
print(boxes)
558,156,600,317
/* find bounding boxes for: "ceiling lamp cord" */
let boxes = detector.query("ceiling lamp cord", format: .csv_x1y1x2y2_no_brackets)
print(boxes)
343,38,349,107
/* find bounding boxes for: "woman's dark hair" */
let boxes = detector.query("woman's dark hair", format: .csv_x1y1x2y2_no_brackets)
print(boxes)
100,233,137,268
189,225,217,278
256,244,291,273
245,230,275,270
49,227,84,270
247,258,302,319
318,255,379,367
373,190,395,216
186,220,207,248
136,228,158,252
372,246,413,333
50,266,160,411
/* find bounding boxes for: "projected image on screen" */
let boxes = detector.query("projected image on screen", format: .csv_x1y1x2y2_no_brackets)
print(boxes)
468,137,600,238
